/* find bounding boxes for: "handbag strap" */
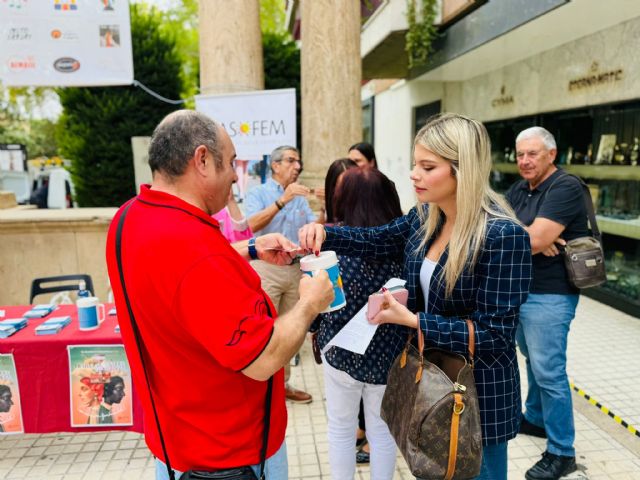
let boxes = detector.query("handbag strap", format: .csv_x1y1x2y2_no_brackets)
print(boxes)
115,200,273,480
541,170,602,243
415,318,476,366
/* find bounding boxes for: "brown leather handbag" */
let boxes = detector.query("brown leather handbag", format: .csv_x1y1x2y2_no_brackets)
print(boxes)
381,319,482,480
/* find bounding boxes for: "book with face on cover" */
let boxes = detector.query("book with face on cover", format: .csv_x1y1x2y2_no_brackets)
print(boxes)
68,345,133,427
0,354,24,434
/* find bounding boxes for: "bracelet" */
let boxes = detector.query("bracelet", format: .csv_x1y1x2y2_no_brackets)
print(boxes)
275,199,284,210
248,237,259,260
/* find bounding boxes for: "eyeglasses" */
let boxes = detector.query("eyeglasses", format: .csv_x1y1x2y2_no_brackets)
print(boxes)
279,157,301,165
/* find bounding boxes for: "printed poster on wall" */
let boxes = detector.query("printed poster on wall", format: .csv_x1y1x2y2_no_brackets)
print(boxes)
0,0,134,86
0,354,24,434
195,88,297,160
68,345,133,427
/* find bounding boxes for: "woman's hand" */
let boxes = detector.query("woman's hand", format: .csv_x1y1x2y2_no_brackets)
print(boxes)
370,290,418,328
298,222,326,255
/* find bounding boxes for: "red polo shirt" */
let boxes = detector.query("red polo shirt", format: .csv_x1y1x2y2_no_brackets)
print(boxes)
105,185,286,472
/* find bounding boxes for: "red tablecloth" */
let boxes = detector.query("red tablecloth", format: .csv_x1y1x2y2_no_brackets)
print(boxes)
0,304,143,434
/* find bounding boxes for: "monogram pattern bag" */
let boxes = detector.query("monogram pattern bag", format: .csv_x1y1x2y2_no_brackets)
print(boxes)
381,319,482,480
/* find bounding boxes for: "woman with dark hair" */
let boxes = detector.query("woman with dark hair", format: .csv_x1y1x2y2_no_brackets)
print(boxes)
348,142,377,169
316,167,404,480
323,158,358,224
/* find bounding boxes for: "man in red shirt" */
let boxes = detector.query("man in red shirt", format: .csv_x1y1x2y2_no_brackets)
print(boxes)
105,110,333,479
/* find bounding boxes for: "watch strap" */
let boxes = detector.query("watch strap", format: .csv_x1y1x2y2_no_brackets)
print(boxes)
248,237,259,260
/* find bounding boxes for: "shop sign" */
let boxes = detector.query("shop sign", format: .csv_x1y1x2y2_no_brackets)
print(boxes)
491,86,514,107
568,62,623,91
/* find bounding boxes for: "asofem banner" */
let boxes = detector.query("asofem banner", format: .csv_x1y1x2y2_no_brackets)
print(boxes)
195,88,297,160
0,0,133,87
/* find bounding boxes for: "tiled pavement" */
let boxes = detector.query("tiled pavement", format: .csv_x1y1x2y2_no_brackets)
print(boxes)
1,296,639,479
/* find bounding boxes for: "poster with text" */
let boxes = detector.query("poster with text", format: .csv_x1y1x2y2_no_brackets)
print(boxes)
195,88,297,161
0,354,24,434
68,345,133,427
0,0,134,86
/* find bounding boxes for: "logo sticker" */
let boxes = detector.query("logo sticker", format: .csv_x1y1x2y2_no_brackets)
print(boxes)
7,56,36,72
54,57,80,73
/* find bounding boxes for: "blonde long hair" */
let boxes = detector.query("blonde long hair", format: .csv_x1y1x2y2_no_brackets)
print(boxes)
415,113,518,297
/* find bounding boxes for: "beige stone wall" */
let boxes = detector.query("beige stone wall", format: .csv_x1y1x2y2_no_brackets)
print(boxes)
300,0,362,187
199,0,264,94
0,208,116,306
444,17,640,122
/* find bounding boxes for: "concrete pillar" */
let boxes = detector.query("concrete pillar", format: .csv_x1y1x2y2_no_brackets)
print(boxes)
199,0,264,94
300,0,362,187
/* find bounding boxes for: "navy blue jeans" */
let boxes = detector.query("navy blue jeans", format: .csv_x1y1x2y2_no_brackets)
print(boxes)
516,293,579,457
475,442,508,480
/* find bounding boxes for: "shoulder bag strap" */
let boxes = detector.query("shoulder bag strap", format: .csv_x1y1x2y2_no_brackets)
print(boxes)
115,200,273,480
572,175,602,243
542,171,602,243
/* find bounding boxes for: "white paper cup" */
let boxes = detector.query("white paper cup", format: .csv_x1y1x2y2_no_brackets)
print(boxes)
300,251,346,313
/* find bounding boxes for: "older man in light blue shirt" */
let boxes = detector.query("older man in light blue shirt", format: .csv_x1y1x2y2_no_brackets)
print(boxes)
245,145,319,404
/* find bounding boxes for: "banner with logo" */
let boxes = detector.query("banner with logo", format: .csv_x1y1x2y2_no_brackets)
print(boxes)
195,88,297,160
68,345,133,427
0,0,133,87
0,354,24,434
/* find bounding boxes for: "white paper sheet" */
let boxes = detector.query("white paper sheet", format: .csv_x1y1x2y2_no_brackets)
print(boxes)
323,278,406,355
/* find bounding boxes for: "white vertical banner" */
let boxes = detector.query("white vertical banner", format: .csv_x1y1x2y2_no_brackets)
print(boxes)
195,88,297,160
0,0,134,87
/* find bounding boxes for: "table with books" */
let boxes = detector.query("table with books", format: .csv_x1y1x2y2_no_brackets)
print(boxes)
0,304,143,434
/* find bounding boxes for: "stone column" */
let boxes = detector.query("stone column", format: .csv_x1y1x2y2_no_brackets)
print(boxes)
300,0,362,188
199,0,264,94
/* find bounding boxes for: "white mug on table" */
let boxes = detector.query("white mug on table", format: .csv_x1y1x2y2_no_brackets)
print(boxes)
76,297,105,331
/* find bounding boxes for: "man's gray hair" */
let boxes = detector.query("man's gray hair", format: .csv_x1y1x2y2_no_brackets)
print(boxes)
270,145,299,163
516,126,557,150
148,110,223,178
270,145,299,173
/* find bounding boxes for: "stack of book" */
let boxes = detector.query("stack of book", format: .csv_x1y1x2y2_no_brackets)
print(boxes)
23,304,56,319
35,316,72,336
0,318,28,338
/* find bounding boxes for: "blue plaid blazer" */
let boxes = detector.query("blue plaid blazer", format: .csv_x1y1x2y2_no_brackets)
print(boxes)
324,206,532,445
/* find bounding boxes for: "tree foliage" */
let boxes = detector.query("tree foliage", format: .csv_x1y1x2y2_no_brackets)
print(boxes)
263,31,301,147
0,86,59,157
56,3,183,207
260,0,287,34
156,0,199,106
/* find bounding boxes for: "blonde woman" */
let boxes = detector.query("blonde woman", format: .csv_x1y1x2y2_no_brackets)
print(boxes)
299,113,532,480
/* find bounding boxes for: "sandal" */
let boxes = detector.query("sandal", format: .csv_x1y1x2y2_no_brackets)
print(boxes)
356,441,370,464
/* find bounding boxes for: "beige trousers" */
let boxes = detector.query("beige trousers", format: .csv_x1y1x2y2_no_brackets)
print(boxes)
251,260,302,382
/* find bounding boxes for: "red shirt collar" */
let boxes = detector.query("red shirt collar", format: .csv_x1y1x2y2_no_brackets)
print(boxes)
137,184,220,229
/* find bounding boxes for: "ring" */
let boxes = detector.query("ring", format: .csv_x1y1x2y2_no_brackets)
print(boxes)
381,301,390,310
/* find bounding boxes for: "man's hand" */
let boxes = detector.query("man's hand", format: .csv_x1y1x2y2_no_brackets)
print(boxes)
298,271,334,315
313,186,326,204
541,237,566,257
281,182,310,204
255,234,303,265
370,290,418,328
298,223,326,255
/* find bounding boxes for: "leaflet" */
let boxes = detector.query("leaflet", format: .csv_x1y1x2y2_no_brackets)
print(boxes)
323,278,406,355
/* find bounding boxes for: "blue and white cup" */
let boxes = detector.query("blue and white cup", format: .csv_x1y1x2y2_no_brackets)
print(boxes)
300,251,346,313
77,297,106,331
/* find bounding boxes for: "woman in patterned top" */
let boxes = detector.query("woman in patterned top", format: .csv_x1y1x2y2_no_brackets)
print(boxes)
299,113,532,480
315,167,404,480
